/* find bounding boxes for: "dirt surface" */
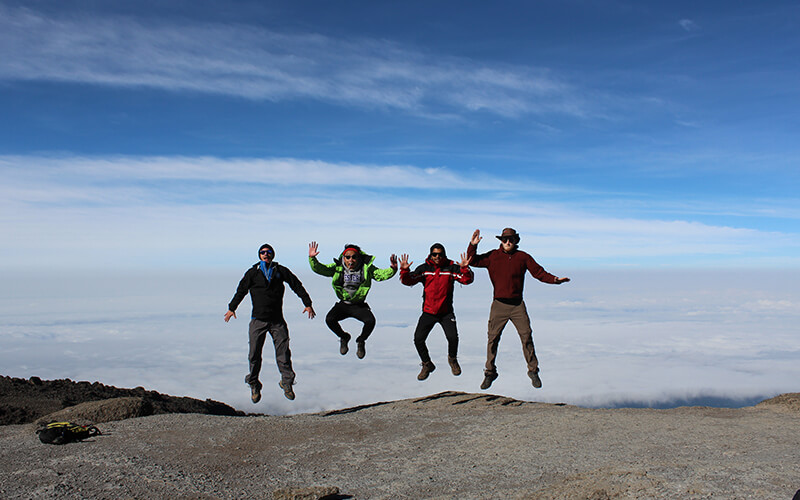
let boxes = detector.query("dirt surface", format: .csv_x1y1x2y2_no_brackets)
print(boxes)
0,375,243,425
2,389,799,499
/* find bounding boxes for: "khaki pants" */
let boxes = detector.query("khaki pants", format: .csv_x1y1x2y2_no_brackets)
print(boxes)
485,300,538,375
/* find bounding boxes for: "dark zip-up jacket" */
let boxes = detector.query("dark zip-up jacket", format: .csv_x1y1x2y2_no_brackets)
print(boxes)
400,257,473,315
467,244,557,301
228,261,312,323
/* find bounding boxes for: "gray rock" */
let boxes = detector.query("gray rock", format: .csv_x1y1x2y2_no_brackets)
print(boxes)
272,485,340,499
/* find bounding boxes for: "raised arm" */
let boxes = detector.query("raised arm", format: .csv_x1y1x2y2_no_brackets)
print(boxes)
373,254,398,281
308,241,336,276
399,253,424,286
455,252,474,285
467,229,491,268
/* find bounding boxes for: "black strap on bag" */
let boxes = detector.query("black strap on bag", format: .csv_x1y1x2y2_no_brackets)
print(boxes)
36,422,101,445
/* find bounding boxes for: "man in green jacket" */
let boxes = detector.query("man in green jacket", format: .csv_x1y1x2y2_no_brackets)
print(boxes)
309,241,398,359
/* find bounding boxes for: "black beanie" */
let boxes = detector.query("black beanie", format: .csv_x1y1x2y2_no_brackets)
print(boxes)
258,243,275,257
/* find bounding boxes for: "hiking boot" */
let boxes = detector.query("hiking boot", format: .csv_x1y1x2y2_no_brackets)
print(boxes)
417,361,436,381
528,370,542,389
279,380,295,401
448,357,461,376
356,341,366,359
480,372,498,390
250,384,261,404
339,334,350,355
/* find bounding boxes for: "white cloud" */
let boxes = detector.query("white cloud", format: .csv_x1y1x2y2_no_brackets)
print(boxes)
678,19,699,32
0,5,582,119
2,154,798,270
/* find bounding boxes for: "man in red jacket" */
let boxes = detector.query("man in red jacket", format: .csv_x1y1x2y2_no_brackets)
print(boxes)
399,244,474,381
467,228,570,390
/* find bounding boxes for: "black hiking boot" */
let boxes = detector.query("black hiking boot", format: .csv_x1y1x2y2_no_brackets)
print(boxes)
528,370,542,389
339,333,351,355
480,372,498,390
448,357,462,376
417,361,436,381
279,380,295,401
356,341,366,359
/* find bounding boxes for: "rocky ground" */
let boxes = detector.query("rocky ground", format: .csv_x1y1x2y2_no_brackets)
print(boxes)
1,377,799,499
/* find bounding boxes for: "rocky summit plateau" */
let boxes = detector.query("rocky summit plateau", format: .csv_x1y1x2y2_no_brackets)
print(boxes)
1,376,799,499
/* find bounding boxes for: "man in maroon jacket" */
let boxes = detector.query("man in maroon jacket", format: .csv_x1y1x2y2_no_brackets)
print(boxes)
399,244,474,381
467,228,570,390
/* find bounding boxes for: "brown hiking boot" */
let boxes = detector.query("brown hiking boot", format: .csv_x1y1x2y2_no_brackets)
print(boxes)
448,357,461,376
278,380,295,400
417,361,436,381
480,372,498,390
250,384,261,404
528,370,542,389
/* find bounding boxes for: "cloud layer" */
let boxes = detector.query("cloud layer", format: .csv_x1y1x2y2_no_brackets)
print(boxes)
2,269,797,414
3,154,797,270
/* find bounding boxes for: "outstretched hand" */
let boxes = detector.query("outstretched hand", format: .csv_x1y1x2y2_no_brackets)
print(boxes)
470,229,482,246
389,254,398,270
555,277,571,284
308,241,319,258
399,253,413,270
459,252,472,268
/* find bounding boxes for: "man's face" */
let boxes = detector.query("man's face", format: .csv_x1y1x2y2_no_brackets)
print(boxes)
259,248,274,262
500,237,517,252
343,251,360,270
430,249,444,263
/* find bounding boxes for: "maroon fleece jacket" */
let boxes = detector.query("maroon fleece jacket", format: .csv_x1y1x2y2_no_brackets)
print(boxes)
467,243,557,300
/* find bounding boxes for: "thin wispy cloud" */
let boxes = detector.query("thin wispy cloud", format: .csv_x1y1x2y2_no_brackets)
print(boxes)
678,19,700,32
0,5,581,119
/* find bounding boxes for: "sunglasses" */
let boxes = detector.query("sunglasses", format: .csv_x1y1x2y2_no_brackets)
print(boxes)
500,237,516,243
343,254,358,260
430,252,444,257
259,250,274,255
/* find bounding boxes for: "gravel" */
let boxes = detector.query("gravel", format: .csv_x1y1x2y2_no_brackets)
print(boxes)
2,391,799,499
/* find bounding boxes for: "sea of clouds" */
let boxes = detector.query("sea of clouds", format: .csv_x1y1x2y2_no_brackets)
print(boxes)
2,268,798,415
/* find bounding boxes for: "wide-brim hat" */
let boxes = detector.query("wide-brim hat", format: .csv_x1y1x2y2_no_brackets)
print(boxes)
496,228,520,242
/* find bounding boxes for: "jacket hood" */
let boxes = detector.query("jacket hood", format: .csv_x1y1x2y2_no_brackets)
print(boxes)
334,249,375,268
425,256,454,268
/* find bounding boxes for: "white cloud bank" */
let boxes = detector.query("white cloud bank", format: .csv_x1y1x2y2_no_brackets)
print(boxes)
0,5,583,119
1,269,797,414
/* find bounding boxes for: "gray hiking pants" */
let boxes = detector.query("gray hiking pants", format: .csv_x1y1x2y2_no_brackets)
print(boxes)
246,318,294,387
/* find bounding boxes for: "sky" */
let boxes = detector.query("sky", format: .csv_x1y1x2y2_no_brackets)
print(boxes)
1,1,798,413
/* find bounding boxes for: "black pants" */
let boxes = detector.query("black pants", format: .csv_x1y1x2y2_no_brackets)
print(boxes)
325,301,376,343
414,311,459,363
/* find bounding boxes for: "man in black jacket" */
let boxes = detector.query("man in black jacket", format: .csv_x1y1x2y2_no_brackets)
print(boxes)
225,243,315,402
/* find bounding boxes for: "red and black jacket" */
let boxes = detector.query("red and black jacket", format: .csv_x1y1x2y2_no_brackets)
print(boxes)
400,258,473,315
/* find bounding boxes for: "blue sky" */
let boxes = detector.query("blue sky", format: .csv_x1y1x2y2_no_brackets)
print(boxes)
1,1,799,411
1,0,799,271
